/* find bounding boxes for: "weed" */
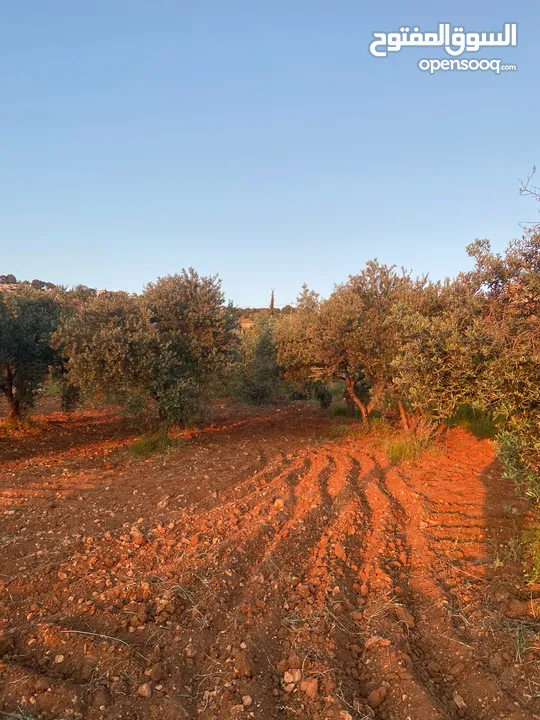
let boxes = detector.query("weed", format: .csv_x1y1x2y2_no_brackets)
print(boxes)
368,416,390,435
383,428,436,464
329,422,352,439
129,430,185,458
525,521,540,584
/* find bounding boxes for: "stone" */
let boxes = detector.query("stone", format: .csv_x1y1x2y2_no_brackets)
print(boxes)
364,635,390,650
283,669,301,684
150,662,165,682
184,643,197,658
233,649,254,678
394,605,415,629
300,677,319,698
92,688,110,708
137,683,152,698
367,685,387,708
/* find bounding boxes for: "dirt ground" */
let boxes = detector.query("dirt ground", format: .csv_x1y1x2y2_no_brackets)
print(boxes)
0,402,539,720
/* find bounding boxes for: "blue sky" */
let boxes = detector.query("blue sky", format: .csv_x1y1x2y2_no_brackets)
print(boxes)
1,1,538,307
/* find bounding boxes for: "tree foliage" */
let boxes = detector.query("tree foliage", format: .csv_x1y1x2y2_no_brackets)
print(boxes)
55,270,238,424
0,288,60,418
276,236,539,479
237,317,281,405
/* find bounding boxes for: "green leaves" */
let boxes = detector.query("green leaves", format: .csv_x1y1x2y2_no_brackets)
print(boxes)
0,287,60,417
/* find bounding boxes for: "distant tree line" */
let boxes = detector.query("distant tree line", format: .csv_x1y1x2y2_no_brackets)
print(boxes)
0,274,57,290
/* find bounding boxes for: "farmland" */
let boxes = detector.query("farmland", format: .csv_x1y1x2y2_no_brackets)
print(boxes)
1,401,538,720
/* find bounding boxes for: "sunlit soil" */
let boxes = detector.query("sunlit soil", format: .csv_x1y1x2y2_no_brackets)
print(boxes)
0,402,538,720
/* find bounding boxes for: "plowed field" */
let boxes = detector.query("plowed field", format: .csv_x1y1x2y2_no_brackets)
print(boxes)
1,404,538,720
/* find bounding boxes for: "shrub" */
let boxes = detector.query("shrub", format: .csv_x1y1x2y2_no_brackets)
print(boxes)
238,320,281,405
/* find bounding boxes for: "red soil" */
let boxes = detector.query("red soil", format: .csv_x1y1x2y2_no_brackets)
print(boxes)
0,404,538,720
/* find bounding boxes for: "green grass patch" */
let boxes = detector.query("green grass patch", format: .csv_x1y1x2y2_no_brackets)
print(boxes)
129,430,185,458
383,433,435,465
447,405,497,439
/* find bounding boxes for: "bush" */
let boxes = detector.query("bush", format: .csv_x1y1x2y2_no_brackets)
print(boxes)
60,383,80,412
497,431,540,503
238,321,281,405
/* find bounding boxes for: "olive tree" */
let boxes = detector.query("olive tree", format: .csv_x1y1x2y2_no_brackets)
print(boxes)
55,270,238,425
0,288,59,419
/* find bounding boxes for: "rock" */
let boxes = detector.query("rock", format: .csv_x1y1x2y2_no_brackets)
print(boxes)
233,649,254,678
0,636,14,656
334,543,346,561
453,692,467,711
276,658,289,674
505,599,531,619
54,654,65,664
92,688,110,708
449,662,466,677
300,677,319,698
34,678,50,692
184,643,197,658
287,651,302,669
284,683,296,693
137,605,149,623
137,683,152,698
130,526,146,545
81,660,95,681
367,685,387,708
150,662,165,682
242,695,252,707
364,635,390,650
283,669,302,684
148,644,163,663
394,605,415,629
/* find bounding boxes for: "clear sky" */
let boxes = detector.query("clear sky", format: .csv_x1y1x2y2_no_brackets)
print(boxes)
1,1,538,307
